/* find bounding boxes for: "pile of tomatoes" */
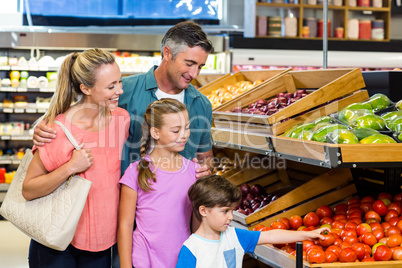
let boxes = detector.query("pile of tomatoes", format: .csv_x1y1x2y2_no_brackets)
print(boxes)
252,192,402,263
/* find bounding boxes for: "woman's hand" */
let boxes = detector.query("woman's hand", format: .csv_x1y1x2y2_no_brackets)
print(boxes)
68,149,93,174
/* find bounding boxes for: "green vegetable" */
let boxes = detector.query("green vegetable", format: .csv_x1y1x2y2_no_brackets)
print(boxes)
350,128,380,141
311,124,348,143
360,134,397,144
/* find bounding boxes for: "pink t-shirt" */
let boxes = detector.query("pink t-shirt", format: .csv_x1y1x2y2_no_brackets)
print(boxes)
34,107,130,251
119,156,199,268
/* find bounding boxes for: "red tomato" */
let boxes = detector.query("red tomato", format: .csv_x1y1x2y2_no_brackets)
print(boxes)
361,196,375,203
303,240,315,252
319,231,335,247
347,197,360,206
392,246,402,260
289,215,303,230
331,221,346,230
360,202,373,214
307,248,325,264
372,229,385,241
369,221,383,232
270,221,287,230
324,250,337,263
347,207,363,216
291,250,307,260
333,238,343,246
279,217,290,230
253,224,265,231
397,220,402,231
338,248,357,262
320,216,333,225
382,222,391,231
334,203,348,215
352,243,366,261
373,245,392,261
260,226,272,232
341,228,357,239
385,210,400,222
345,221,358,230
343,236,359,246
394,193,402,203
333,214,347,222
385,226,402,236
349,217,363,225
306,245,323,255
340,242,352,249
303,212,320,227
365,210,381,222
361,256,375,262
361,232,377,247
356,223,371,237
316,205,333,219
387,234,402,248
347,212,363,220
372,200,389,217
388,203,402,215
389,217,400,227
326,245,341,257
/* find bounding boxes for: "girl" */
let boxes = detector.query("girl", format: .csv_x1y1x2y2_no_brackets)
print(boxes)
22,48,130,267
118,98,199,268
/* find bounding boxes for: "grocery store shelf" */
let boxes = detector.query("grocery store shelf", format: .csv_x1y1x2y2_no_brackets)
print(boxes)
0,156,22,165
0,87,55,93
0,133,32,141
0,104,49,114
212,128,402,169
0,66,58,72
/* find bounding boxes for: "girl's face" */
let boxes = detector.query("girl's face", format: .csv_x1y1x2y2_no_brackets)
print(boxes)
154,110,190,152
86,62,123,110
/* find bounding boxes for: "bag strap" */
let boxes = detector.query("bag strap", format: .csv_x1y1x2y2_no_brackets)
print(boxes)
54,121,83,150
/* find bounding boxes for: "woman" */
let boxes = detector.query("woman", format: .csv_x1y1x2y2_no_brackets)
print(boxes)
22,48,130,268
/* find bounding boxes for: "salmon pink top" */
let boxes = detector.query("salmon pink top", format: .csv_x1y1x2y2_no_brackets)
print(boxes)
33,108,130,251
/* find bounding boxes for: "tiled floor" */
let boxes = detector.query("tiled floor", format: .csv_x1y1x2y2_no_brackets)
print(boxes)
0,220,30,268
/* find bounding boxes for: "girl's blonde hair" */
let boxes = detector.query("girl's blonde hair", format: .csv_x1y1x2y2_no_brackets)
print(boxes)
138,98,187,192
43,48,116,123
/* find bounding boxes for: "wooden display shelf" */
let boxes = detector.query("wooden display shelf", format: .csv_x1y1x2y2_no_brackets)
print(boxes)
251,0,391,41
233,168,354,226
213,89,368,136
200,69,290,111
191,73,229,90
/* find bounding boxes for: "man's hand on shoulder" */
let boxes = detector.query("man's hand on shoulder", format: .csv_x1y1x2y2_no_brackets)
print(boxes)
192,158,212,179
33,120,56,147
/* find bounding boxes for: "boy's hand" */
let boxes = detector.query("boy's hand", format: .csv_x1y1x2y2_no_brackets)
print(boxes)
33,120,56,146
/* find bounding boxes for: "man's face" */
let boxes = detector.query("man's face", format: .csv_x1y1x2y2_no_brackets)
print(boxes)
165,46,209,90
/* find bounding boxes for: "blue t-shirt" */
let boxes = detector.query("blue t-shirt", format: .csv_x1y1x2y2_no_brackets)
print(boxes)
119,66,213,174
176,226,261,268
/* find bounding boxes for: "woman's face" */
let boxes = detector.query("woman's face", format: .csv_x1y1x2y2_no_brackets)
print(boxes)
87,62,123,110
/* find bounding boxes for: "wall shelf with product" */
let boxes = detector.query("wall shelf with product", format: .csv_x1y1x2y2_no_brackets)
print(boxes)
246,0,391,41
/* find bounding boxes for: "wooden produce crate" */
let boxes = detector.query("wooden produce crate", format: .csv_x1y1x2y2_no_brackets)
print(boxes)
191,73,229,90
233,168,355,226
271,135,402,168
213,68,366,135
214,89,369,136
200,69,290,111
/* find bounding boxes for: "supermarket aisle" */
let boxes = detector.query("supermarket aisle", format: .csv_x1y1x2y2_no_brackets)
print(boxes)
0,220,30,268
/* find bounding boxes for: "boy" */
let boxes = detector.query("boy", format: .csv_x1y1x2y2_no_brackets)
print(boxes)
176,175,328,267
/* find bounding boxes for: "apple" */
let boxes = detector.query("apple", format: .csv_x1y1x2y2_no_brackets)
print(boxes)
356,223,371,237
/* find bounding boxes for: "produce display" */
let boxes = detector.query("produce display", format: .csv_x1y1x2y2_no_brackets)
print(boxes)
211,152,236,176
283,93,402,144
236,183,279,215
206,79,264,109
228,89,309,116
252,192,402,264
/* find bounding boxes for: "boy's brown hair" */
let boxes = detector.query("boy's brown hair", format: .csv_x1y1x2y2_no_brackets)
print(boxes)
188,175,242,222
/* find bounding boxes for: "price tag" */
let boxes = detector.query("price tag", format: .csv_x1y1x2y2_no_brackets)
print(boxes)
17,87,28,92
0,66,10,71
3,108,13,113
38,66,49,71
14,108,24,113
37,108,47,114
7,87,17,92
39,88,54,92
26,108,36,113
0,87,9,92
1,135,11,140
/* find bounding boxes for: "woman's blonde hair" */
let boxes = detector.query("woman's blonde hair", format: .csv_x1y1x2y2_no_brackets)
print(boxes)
43,48,116,123
138,98,187,192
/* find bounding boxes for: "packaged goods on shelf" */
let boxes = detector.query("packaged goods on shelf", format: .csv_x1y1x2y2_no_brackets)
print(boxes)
0,122,25,136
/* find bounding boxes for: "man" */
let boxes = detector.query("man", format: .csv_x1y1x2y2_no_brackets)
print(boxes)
33,21,214,176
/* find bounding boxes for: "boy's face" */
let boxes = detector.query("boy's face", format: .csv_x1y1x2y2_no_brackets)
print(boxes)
204,204,237,232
